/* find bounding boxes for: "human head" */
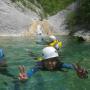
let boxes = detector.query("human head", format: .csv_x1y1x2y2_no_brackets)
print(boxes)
49,35,56,42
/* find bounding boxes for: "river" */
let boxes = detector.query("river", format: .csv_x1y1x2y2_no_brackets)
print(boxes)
0,36,90,90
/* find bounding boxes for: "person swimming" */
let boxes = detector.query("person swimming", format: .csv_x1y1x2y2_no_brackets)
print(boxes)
0,48,7,71
18,46,88,81
0,48,16,79
48,35,62,50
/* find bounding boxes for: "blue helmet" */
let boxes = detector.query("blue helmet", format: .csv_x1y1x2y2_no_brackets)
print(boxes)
0,48,4,61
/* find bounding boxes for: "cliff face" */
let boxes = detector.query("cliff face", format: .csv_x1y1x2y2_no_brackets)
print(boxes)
0,0,76,36
47,3,77,35
0,0,39,36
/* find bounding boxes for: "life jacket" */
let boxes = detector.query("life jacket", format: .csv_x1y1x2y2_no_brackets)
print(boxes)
49,40,62,49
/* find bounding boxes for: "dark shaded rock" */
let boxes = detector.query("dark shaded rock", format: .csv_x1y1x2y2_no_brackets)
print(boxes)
75,36,85,42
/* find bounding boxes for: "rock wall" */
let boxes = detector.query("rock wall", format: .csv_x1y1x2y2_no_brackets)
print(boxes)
47,3,77,35
0,0,39,36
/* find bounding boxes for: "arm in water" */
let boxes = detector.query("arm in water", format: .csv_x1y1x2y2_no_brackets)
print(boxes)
18,62,88,80
26,67,39,77
60,63,88,79
18,62,42,80
61,63,75,69
26,61,43,77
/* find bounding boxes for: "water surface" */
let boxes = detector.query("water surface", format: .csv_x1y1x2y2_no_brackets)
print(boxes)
0,36,90,90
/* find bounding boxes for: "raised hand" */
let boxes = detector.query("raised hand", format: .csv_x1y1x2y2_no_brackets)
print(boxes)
74,63,88,79
18,65,28,81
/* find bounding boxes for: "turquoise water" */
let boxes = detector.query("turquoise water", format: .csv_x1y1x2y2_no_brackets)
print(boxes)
0,36,90,90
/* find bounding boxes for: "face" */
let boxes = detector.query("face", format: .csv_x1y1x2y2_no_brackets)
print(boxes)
44,60,57,70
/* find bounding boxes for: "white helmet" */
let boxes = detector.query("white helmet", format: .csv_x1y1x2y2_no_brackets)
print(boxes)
49,35,56,41
42,46,59,59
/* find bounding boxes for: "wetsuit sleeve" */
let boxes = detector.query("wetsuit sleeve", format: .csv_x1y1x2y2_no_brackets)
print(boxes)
61,63,75,70
27,67,40,77
26,61,43,77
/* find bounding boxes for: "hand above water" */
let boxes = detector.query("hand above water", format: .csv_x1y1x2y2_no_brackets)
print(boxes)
74,63,88,79
18,65,28,81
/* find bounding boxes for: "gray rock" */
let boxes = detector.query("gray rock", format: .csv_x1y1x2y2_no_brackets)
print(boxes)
47,3,77,35
0,0,39,36
74,31,90,41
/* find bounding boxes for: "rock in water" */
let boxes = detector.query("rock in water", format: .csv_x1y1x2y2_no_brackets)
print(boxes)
75,36,85,42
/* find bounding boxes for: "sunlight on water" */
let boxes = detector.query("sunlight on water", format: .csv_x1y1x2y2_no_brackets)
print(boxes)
0,36,90,90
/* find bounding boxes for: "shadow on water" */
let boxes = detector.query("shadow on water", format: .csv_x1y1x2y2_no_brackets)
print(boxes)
33,73,46,90
0,67,16,79
12,73,45,90
13,79,29,90
13,80,20,90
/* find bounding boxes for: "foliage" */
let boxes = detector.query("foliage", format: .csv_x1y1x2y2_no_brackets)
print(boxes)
76,0,90,29
67,0,90,34
67,12,77,34
34,0,75,15
11,0,74,16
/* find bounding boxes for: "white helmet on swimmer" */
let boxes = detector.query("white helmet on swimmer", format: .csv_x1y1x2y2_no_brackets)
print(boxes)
42,46,59,59
49,35,56,41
